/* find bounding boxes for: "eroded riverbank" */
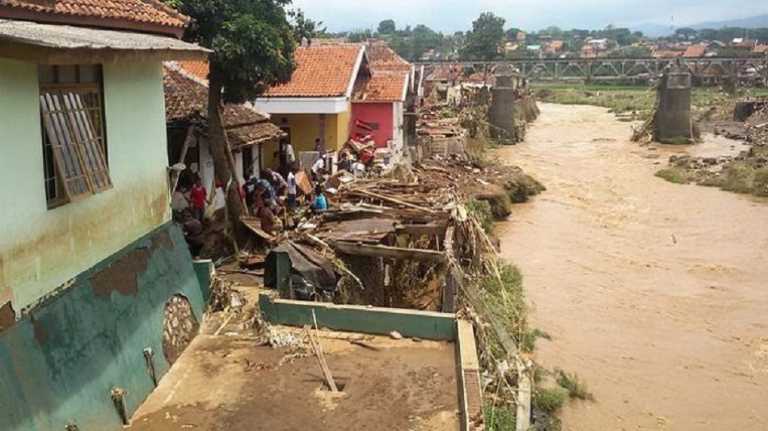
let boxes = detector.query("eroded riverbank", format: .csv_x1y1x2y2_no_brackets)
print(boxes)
496,104,768,430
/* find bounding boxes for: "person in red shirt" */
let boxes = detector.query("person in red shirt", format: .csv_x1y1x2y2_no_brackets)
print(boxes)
189,176,207,222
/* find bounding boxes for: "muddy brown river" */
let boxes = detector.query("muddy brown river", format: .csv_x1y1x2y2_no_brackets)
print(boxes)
496,104,768,430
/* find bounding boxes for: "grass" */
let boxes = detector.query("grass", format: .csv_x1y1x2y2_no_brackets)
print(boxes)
555,369,595,401
533,387,568,414
521,328,552,353
534,83,768,120
484,405,516,431
466,198,495,233
655,167,691,184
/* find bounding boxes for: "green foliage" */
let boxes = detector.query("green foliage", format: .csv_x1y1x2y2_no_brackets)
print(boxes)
521,328,552,353
172,0,297,103
533,387,567,414
290,9,325,43
753,168,768,197
466,199,494,233
555,369,594,401
462,12,506,61
655,168,691,184
377,19,396,34
484,405,516,431
348,29,373,42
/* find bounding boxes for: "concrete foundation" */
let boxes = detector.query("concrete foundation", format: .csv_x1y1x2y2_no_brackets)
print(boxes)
0,223,211,431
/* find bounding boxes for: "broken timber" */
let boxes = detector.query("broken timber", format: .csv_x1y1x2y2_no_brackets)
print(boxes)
329,241,447,263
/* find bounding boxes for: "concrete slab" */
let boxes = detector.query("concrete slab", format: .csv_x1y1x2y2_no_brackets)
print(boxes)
128,328,461,431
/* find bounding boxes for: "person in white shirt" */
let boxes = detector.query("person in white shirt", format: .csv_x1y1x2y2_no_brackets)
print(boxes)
286,164,298,209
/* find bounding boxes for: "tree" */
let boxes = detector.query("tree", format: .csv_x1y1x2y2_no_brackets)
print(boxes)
675,27,698,41
378,19,396,34
461,12,506,60
348,29,373,42
505,27,523,40
291,9,325,44
170,0,297,241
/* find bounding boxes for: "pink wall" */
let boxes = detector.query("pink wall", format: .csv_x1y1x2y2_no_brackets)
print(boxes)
351,102,393,148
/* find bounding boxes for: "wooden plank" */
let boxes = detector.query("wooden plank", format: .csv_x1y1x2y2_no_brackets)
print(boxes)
396,223,447,238
170,125,195,193
349,188,436,213
241,217,276,242
71,93,111,191
40,92,91,200
330,240,446,263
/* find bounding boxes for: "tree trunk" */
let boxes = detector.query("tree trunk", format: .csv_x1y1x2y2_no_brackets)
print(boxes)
207,77,246,244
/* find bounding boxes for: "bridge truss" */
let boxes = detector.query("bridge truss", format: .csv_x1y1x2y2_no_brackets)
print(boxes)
417,57,768,84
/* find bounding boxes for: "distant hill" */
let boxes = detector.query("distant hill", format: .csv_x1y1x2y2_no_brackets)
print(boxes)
632,14,768,38
690,14,768,30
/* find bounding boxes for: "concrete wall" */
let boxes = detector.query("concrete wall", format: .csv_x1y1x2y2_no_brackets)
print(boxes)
0,223,209,431
351,102,394,148
0,58,170,315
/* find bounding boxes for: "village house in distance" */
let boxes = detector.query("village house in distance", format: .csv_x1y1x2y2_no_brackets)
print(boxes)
0,1,212,430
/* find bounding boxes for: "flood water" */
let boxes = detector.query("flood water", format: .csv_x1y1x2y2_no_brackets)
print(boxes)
495,104,768,430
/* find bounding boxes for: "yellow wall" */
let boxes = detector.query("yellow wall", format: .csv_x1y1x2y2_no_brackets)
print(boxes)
264,105,351,169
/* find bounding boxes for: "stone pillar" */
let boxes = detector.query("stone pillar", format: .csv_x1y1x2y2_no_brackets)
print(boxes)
655,65,693,144
489,75,519,145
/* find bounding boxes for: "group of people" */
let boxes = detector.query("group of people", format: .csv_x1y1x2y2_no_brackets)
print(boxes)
243,165,329,234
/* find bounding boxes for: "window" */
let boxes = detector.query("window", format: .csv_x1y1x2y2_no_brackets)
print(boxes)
38,65,111,207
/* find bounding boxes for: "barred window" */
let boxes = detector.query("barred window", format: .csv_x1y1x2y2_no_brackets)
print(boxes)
39,65,111,208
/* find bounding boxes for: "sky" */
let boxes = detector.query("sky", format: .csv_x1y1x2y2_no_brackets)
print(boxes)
291,0,767,34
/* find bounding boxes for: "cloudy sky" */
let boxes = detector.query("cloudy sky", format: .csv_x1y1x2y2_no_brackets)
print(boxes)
291,0,766,33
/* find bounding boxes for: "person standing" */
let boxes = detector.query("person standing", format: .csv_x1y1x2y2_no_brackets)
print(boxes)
190,177,207,222
286,164,298,210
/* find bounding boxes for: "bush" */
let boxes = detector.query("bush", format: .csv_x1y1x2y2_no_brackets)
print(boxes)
655,167,690,184
484,405,516,431
555,369,594,401
533,387,568,414
752,168,768,197
466,199,494,233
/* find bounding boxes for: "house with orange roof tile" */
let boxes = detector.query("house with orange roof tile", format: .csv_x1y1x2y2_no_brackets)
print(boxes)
351,70,410,153
253,43,368,170
0,1,211,429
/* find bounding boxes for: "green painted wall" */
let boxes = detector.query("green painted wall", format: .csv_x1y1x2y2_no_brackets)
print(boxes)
0,223,206,431
0,58,170,314
259,294,457,341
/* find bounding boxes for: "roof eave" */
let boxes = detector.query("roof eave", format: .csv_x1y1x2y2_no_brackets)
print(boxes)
0,7,186,38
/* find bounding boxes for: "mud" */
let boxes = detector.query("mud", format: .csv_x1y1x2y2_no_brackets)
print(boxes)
496,104,768,430
129,332,460,431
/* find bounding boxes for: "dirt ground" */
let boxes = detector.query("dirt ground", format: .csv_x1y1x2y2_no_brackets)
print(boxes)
496,104,768,430
129,325,460,431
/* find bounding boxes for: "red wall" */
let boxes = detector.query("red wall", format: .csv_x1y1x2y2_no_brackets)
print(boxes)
351,102,393,148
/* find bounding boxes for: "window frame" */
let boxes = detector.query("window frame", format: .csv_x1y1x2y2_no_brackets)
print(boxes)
39,65,111,209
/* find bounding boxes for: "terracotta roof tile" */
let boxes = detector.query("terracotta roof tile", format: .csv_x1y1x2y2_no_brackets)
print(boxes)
366,43,412,73
683,44,707,58
177,59,209,82
353,71,408,103
0,0,188,34
164,64,283,148
263,43,364,98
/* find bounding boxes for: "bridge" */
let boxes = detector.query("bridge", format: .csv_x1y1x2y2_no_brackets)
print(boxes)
416,56,768,84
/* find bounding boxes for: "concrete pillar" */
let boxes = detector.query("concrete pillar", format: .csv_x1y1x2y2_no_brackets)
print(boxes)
489,75,519,145
655,65,693,144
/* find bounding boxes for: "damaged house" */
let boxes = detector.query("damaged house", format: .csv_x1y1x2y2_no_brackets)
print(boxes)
0,1,212,430
163,61,284,202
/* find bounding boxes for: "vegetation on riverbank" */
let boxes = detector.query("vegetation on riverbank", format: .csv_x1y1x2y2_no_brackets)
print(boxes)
534,83,768,120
